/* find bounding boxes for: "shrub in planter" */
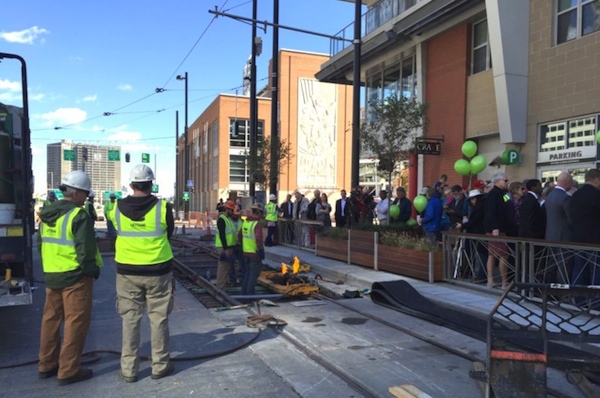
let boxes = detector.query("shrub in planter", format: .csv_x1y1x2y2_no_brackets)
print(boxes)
378,231,443,282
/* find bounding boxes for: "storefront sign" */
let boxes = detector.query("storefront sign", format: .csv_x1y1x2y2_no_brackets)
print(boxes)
415,140,441,155
537,146,596,165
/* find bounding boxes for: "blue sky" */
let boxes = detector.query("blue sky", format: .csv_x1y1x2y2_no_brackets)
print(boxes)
0,0,360,197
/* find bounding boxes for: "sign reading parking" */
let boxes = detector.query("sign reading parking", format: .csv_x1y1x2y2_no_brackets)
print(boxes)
502,150,520,165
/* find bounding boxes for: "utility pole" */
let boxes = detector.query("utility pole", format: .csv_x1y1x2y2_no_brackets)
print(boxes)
269,0,279,198
177,72,189,219
351,0,362,189
175,110,179,217
249,0,258,201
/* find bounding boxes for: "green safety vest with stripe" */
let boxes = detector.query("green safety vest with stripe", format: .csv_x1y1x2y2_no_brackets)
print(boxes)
40,207,103,272
111,200,173,265
241,220,259,254
215,214,238,248
265,202,278,222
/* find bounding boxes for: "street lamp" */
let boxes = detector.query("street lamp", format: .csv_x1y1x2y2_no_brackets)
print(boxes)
176,72,189,220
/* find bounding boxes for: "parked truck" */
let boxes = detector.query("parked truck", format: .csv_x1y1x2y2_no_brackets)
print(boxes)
0,53,34,306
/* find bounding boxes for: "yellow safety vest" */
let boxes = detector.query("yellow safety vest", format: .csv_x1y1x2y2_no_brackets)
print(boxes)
40,207,102,272
242,220,258,254
215,214,238,248
104,201,115,216
112,200,173,265
265,202,277,222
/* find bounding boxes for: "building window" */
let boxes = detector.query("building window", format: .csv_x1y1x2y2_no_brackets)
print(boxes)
365,54,416,121
539,115,597,151
472,20,491,74
229,154,247,183
556,0,600,45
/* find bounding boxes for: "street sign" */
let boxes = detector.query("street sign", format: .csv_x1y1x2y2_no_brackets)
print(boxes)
142,153,150,163
182,191,190,201
501,150,520,165
102,191,123,200
186,180,194,187
52,189,64,199
63,149,75,161
151,184,159,193
108,149,120,161
415,140,442,155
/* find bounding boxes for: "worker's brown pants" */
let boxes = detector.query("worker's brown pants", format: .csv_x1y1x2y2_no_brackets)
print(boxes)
38,277,93,379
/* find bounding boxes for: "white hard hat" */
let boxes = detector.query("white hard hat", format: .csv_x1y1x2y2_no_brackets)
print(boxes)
269,194,276,201
130,164,155,182
61,170,92,192
88,190,95,197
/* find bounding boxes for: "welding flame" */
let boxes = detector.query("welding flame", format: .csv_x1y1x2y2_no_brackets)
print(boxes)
281,263,288,275
292,256,300,274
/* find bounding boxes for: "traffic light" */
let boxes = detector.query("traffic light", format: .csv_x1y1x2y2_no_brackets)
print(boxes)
125,152,130,163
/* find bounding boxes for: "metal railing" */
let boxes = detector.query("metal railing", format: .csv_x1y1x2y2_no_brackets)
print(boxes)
443,231,600,294
277,218,324,253
330,0,421,55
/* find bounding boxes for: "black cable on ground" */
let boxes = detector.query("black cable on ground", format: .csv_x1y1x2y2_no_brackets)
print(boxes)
0,328,261,370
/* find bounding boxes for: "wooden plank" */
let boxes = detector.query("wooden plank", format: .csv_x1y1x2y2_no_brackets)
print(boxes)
389,384,433,398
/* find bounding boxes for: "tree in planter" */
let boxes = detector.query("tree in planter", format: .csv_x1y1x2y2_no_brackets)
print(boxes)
360,95,427,224
246,136,294,192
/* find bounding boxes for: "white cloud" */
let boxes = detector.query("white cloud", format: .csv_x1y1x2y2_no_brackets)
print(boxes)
29,93,45,101
34,108,87,127
0,26,49,44
31,145,43,155
0,79,21,92
82,94,97,102
0,92,22,103
118,83,132,91
107,131,143,142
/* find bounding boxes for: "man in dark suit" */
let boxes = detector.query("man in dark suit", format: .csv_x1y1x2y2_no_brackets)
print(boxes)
280,194,294,243
569,169,600,287
544,172,573,283
519,179,545,239
334,189,349,228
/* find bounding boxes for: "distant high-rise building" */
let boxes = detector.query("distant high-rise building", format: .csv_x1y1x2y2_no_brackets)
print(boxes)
46,141,121,202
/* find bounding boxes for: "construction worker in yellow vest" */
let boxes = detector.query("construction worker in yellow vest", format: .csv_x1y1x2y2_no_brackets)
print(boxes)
238,203,265,295
109,164,175,383
38,170,102,386
215,199,238,289
264,193,280,247
104,193,117,238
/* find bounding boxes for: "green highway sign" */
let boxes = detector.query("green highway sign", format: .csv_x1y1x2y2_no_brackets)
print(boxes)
142,153,150,163
182,191,190,201
51,189,64,199
102,191,123,200
108,149,120,161
151,184,159,193
63,149,75,161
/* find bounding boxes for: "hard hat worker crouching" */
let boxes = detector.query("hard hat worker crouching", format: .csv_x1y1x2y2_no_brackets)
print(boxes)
37,170,102,386
108,164,176,383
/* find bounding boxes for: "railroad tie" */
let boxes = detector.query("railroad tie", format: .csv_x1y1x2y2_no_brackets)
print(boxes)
245,314,287,328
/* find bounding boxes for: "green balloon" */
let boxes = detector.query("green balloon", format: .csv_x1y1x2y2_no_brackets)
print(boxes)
413,195,428,213
461,140,478,158
454,159,471,176
470,155,487,174
406,219,417,227
390,204,400,220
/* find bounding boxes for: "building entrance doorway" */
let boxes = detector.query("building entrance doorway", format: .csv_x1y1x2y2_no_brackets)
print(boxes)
538,163,597,186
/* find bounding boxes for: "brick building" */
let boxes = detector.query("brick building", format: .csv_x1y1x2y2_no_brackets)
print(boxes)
317,0,600,196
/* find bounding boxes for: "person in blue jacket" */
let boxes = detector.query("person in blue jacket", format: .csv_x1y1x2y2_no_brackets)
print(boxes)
420,187,443,247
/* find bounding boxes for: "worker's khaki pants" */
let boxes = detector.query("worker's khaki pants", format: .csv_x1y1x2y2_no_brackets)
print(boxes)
39,277,93,379
116,273,173,377
216,248,234,289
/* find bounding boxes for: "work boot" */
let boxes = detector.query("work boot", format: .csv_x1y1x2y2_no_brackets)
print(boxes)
119,370,138,383
151,362,175,380
57,368,93,386
38,367,59,379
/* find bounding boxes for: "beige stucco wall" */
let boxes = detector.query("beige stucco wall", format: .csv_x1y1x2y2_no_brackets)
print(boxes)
465,69,498,137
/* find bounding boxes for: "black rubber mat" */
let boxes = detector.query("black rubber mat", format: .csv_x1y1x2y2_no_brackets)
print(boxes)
370,280,600,366
370,280,487,340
